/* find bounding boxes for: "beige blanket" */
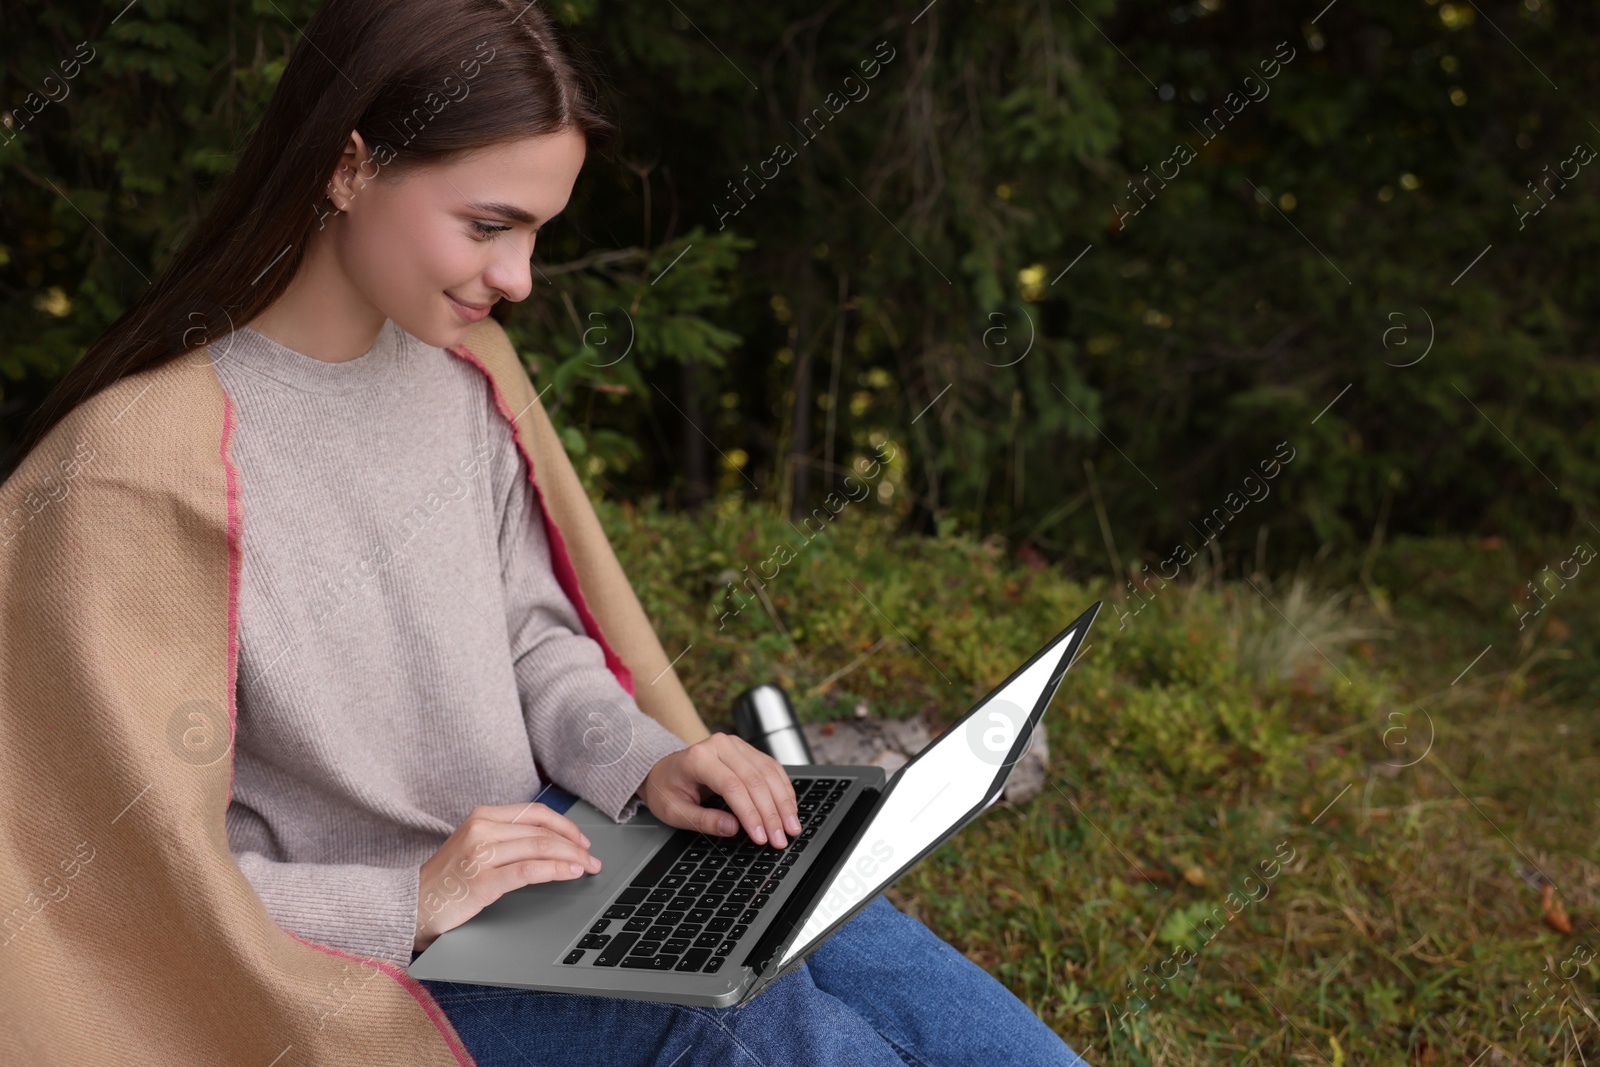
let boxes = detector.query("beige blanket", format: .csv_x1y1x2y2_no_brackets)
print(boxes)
0,317,709,1064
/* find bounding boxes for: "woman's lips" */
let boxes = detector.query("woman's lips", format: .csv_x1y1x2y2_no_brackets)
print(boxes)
447,293,491,323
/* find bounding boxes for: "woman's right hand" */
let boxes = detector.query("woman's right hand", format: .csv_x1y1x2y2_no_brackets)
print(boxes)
414,801,602,952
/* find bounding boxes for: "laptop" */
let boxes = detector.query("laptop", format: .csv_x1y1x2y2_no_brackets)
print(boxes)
407,601,1100,1007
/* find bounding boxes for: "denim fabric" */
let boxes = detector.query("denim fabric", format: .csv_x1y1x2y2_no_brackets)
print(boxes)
417,893,1093,1066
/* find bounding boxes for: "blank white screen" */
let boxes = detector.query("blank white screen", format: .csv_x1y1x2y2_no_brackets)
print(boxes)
778,632,1073,968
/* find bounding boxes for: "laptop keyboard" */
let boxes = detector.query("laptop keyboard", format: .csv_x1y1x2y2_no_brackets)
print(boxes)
559,776,849,975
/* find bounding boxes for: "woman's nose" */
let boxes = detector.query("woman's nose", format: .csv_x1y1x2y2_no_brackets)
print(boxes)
485,242,535,304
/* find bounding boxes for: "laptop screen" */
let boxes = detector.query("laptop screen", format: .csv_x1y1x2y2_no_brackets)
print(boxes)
775,626,1080,968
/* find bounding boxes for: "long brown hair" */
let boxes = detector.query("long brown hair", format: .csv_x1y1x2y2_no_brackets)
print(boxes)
16,0,618,463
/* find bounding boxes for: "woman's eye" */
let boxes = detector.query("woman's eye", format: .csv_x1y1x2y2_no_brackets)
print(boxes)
471,220,512,239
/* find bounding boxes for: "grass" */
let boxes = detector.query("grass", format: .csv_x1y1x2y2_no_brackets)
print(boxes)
602,497,1599,1066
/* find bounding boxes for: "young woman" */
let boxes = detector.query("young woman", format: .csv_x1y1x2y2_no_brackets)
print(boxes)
19,1,1093,1063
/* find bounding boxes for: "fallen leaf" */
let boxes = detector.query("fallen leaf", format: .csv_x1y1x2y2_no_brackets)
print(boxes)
1123,867,1171,884
1541,883,1573,934
1182,866,1207,887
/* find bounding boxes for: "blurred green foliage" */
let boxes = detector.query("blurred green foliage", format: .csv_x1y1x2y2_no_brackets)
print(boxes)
5,0,1600,572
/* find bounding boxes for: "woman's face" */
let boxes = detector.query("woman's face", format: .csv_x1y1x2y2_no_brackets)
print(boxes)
326,128,587,349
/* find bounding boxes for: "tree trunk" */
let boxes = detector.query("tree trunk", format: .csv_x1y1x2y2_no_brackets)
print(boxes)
680,360,709,509
787,289,815,521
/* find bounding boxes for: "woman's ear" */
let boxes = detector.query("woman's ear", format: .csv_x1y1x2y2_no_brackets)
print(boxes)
325,163,354,213
325,129,378,213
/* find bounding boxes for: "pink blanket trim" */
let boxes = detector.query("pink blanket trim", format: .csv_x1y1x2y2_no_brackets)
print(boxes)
446,342,636,696
222,388,242,804
288,933,477,1067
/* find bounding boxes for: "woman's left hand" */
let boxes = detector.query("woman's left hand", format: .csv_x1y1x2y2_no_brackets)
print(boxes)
639,733,803,849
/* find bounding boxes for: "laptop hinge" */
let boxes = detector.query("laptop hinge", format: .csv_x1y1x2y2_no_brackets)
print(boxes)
741,785,880,977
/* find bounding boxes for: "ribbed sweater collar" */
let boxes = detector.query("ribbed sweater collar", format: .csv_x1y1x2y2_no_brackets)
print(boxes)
216,318,410,395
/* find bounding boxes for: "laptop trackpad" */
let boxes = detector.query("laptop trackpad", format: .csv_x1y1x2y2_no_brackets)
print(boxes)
408,801,676,984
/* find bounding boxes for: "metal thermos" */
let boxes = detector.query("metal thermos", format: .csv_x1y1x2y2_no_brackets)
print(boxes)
731,684,814,765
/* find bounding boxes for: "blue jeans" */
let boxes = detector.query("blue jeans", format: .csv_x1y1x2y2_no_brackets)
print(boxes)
416,893,1092,1066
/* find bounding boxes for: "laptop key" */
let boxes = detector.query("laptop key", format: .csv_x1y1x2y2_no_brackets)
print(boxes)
685,908,713,924
683,848,708,861
590,918,612,933
779,853,799,867
645,924,674,940
698,895,724,908
563,949,585,965
664,938,692,954
603,905,635,920
636,940,662,956
577,934,610,949
658,875,686,890
707,917,733,932
647,887,675,903
615,887,649,906
593,933,638,966
620,954,677,970
694,931,721,948
676,948,712,972
678,924,702,937
660,910,686,925
714,940,736,957
730,924,748,939
669,862,697,877
624,916,652,932
752,894,770,908
715,903,742,918
635,902,664,917
703,956,725,974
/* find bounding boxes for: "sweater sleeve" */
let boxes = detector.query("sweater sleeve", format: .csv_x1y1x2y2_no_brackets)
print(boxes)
493,424,690,824
232,851,422,968
225,802,422,968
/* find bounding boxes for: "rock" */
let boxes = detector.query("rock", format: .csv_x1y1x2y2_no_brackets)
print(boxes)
797,710,1050,805
801,716,892,766
999,721,1049,805
885,715,931,755
871,749,909,776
